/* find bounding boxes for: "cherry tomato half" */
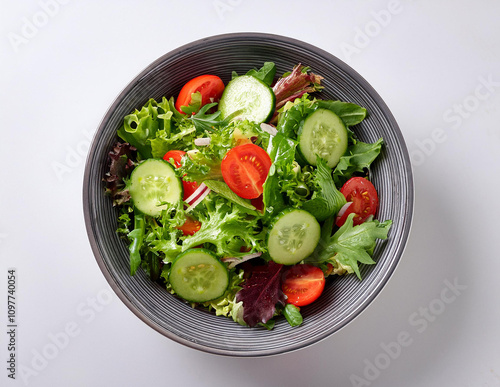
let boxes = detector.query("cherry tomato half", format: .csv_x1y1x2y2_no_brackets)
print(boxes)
282,264,326,307
176,216,201,236
336,177,379,227
163,150,200,200
221,144,272,200
175,75,225,114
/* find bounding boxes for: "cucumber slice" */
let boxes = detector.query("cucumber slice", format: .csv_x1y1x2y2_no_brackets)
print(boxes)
169,249,229,303
267,208,321,265
218,75,275,124
128,159,182,217
298,108,348,168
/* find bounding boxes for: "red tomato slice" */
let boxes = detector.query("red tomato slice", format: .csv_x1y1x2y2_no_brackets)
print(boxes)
282,264,325,307
163,150,185,168
175,75,225,114
163,150,200,200
336,177,379,227
221,144,272,200
176,216,201,236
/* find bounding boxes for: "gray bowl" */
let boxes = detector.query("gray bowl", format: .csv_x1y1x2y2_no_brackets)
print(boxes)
83,32,413,356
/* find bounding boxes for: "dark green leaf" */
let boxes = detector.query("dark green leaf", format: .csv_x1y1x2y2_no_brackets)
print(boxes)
316,100,367,127
246,62,276,86
283,304,303,327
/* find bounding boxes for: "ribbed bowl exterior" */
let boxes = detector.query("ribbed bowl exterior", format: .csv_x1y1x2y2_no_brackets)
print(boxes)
83,33,413,356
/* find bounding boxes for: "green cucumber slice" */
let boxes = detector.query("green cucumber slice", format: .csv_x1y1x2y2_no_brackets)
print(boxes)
218,75,275,124
128,159,182,217
298,108,348,168
169,249,229,303
267,208,321,265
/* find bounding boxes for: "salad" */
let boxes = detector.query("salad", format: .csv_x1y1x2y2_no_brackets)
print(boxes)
104,62,392,329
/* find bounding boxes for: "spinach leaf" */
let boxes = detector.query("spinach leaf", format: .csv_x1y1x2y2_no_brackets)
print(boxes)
283,304,303,327
316,100,367,127
246,62,276,86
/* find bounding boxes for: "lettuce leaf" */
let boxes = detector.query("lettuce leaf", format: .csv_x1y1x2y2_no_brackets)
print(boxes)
203,180,257,213
117,97,172,159
235,262,285,327
307,213,392,279
301,156,346,221
333,138,384,186
103,142,136,206
262,133,296,221
202,269,245,317
182,195,265,257
271,64,324,121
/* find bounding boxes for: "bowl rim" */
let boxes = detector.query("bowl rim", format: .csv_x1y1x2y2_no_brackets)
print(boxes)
83,31,414,357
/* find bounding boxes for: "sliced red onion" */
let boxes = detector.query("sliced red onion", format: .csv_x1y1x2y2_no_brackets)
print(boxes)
336,202,353,222
185,187,211,212
222,252,262,269
260,123,277,136
184,183,207,205
194,137,211,146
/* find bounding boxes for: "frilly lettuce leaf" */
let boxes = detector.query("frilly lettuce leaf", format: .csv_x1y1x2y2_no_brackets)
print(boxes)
300,156,346,221
104,142,136,206
202,269,245,317
117,97,173,159
182,195,266,257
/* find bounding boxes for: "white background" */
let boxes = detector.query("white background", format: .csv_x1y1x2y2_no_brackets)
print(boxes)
1,1,499,386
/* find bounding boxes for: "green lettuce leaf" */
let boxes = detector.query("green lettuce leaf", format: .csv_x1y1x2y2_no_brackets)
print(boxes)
149,122,196,158
127,211,145,275
117,97,172,159
262,133,296,221
182,195,265,257
307,213,392,279
301,156,346,221
203,180,257,213
202,269,245,317
333,138,384,186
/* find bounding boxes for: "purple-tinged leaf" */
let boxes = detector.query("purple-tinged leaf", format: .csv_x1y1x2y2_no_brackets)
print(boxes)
235,262,285,327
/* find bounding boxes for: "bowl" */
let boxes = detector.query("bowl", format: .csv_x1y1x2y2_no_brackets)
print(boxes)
83,32,413,356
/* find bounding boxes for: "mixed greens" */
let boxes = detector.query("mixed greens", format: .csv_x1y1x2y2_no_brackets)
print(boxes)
104,62,391,328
